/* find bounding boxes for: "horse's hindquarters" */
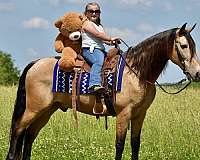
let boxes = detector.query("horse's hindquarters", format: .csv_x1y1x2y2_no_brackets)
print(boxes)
25,58,57,112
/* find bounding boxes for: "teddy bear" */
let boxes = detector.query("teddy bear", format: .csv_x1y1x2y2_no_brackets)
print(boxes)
54,12,86,71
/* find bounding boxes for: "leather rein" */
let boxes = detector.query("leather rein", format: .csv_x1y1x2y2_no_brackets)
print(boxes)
115,39,191,95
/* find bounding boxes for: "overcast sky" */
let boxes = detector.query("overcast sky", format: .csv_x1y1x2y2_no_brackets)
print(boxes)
0,0,200,83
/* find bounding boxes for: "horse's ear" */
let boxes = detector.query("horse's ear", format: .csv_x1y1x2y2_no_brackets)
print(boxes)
186,23,196,33
179,23,187,35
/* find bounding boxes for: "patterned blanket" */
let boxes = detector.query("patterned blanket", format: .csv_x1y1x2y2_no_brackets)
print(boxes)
52,52,127,94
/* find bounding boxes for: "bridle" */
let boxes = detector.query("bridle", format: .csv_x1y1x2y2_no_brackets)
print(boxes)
175,40,193,80
116,38,191,95
154,40,192,94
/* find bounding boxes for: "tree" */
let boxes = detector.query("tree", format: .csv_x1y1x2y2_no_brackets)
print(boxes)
0,50,20,85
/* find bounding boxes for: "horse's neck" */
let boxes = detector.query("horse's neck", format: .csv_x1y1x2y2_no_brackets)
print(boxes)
128,44,170,83
146,53,169,82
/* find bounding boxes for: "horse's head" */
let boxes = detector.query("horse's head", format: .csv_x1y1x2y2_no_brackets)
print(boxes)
170,23,200,82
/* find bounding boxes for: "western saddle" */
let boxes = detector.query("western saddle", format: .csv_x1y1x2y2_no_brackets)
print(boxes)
68,47,122,119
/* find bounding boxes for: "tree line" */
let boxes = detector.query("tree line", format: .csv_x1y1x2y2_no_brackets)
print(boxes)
0,50,20,85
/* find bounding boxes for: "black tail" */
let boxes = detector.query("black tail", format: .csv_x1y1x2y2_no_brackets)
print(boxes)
7,61,37,160
11,61,36,127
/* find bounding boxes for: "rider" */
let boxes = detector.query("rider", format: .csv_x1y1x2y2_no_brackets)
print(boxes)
82,2,120,93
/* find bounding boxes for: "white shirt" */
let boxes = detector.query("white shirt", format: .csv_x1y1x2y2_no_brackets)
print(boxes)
82,21,105,53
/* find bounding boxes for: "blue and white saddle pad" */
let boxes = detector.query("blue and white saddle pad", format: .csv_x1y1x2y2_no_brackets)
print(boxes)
52,52,127,94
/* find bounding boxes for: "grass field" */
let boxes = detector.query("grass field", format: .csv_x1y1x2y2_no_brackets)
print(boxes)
0,85,200,160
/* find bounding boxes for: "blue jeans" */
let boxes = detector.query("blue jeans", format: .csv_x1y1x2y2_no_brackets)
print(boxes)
82,48,106,87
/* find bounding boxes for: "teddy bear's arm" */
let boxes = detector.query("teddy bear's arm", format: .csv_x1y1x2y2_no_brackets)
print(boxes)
54,33,65,53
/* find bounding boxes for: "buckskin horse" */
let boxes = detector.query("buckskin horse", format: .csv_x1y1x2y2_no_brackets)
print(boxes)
6,23,200,160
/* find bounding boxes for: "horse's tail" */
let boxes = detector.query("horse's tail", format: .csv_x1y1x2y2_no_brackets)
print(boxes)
11,61,36,128
7,61,37,160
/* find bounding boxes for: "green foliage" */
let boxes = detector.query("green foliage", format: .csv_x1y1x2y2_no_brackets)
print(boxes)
0,51,20,85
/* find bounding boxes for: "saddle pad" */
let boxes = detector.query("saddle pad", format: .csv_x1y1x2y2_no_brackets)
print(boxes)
52,52,127,94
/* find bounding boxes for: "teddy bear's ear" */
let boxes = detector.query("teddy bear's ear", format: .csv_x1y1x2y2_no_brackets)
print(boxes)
79,14,84,20
54,19,62,28
79,14,88,23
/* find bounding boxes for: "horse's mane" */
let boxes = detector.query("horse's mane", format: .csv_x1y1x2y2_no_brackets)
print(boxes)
127,28,196,82
127,28,177,82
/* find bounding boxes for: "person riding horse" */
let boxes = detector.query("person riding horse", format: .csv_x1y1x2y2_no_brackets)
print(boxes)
81,2,120,93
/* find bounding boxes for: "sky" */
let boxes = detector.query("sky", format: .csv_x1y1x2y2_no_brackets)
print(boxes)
0,0,200,83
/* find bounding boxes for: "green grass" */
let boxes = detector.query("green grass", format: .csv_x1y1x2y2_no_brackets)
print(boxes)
0,86,200,160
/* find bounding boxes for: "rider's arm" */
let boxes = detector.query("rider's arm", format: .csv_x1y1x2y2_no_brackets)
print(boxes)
82,21,111,41
103,40,112,45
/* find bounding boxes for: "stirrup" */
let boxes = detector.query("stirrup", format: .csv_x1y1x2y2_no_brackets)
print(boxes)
93,104,107,115
89,85,105,94
93,94,107,115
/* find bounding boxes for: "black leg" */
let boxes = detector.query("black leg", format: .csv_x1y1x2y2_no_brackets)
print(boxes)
130,111,146,160
22,131,34,160
115,113,129,160
115,135,127,160
131,129,141,160
15,130,26,160
7,127,25,160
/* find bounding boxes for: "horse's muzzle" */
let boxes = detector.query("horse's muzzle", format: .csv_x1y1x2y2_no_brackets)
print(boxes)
185,71,200,82
194,71,200,81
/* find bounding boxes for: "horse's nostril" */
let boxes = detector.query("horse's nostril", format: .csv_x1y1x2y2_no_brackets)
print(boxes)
195,72,200,79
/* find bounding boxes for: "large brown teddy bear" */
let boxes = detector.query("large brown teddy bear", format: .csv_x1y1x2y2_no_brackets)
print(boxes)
54,12,85,71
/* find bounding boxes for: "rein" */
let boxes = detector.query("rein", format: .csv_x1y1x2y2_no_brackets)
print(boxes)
116,39,191,94
155,79,191,94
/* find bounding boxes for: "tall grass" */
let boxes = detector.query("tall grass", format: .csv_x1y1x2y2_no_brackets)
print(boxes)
0,86,200,160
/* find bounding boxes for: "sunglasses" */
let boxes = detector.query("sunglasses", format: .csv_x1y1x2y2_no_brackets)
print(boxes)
86,9,101,14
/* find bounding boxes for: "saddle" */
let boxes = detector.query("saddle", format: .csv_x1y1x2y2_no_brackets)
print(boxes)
70,48,120,117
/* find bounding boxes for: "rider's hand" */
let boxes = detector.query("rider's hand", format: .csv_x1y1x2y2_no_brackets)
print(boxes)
110,37,121,45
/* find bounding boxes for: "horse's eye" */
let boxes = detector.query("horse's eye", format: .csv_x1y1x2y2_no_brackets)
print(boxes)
181,44,188,49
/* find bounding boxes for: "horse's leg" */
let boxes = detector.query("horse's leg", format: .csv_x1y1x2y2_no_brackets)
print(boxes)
7,110,39,160
22,106,58,160
14,130,26,160
7,127,25,160
115,108,131,160
130,111,146,160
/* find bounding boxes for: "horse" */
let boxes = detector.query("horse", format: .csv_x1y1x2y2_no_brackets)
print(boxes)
6,23,200,160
